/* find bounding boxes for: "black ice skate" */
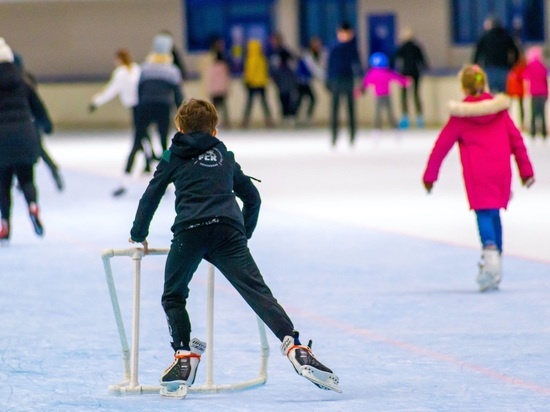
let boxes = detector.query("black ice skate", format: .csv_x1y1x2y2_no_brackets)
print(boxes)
281,334,341,393
160,337,206,399
28,203,44,237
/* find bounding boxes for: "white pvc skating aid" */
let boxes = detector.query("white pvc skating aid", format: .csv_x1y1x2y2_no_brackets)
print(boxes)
101,247,270,397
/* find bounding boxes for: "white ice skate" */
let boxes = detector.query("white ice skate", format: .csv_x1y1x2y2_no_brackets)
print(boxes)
477,249,501,292
281,335,341,393
160,337,206,399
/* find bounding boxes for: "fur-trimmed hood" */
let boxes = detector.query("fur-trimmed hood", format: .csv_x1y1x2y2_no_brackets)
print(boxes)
448,92,510,123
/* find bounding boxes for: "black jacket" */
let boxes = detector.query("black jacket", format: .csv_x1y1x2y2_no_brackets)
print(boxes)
0,62,45,167
131,131,261,242
392,40,428,78
473,27,519,69
326,37,362,81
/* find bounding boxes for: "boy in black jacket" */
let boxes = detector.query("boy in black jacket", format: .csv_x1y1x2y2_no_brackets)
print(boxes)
129,99,340,398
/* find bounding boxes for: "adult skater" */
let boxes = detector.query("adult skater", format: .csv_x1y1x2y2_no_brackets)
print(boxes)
391,27,429,128
326,22,362,146
423,65,534,291
14,53,62,191
473,17,519,93
0,38,48,241
113,35,183,196
129,99,340,398
88,49,155,195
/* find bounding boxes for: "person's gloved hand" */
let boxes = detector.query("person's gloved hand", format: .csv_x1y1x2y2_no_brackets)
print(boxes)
522,176,535,188
88,103,97,113
423,181,433,193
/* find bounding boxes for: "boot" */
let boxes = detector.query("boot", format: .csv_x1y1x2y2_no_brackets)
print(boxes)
477,248,500,292
0,219,9,243
161,337,206,387
281,332,341,393
28,203,44,237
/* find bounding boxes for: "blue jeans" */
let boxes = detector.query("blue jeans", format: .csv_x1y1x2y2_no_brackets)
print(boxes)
475,209,502,252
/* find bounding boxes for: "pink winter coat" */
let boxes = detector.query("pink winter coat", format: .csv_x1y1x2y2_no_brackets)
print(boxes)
423,92,534,210
361,68,410,96
523,59,548,97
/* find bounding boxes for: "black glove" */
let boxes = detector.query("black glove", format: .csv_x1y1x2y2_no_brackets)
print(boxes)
88,103,97,113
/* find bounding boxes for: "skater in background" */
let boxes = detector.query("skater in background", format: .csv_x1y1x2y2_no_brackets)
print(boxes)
157,29,187,81
391,27,429,128
505,52,526,130
0,38,48,241
422,65,534,292
356,52,411,129
13,52,62,191
204,37,231,128
326,22,362,146
295,36,326,126
241,39,274,128
271,50,299,127
473,16,519,93
112,34,183,197
522,46,548,140
129,99,340,398
88,48,155,193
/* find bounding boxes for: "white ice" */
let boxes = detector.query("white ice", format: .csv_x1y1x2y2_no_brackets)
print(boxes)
1,127,549,412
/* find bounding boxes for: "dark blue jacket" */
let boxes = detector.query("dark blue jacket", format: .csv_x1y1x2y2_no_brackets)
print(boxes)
130,131,261,242
138,61,183,107
326,37,362,81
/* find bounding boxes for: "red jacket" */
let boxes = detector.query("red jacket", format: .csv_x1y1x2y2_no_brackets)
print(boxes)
423,92,534,210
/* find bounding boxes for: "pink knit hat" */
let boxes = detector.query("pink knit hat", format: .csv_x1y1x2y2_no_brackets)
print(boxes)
526,46,544,63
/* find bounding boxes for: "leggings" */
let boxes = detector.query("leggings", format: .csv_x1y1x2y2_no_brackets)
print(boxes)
0,164,37,222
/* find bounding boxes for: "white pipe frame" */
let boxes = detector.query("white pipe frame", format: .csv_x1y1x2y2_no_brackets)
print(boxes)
101,247,270,396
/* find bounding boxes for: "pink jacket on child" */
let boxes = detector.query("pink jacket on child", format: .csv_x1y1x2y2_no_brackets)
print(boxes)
423,92,534,210
523,60,548,97
361,68,410,96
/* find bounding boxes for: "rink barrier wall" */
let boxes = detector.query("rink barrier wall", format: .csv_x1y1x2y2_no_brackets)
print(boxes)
39,74,465,130
40,72,536,130
101,247,270,396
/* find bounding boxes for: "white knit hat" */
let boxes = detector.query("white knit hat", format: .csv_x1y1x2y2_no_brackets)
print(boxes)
0,38,14,63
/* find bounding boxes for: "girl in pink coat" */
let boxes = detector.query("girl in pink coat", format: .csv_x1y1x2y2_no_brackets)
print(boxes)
422,65,535,292
522,46,548,139
356,52,410,129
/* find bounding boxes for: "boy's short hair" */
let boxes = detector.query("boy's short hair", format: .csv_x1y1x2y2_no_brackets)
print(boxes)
174,99,218,134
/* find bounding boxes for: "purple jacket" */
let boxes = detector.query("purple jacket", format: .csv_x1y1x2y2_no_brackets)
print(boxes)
361,68,409,96
423,93,534,210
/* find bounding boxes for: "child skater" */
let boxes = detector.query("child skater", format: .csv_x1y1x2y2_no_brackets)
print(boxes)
128,99,340,398
523,46,548,140
422,65,535,292
356,52,410,129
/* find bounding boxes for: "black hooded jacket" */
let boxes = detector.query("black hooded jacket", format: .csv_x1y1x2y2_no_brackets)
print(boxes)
130,131,261,242
0,62,47,166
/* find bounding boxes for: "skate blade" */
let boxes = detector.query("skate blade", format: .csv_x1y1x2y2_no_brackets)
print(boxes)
300,365,342,393
477,277,499,292
160,381,188,399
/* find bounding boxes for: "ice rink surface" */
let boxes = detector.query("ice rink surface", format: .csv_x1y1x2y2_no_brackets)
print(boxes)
1,127,549,411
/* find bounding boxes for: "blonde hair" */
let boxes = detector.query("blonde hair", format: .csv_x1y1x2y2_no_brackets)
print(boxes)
459,64,486,96
174,99,218,133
